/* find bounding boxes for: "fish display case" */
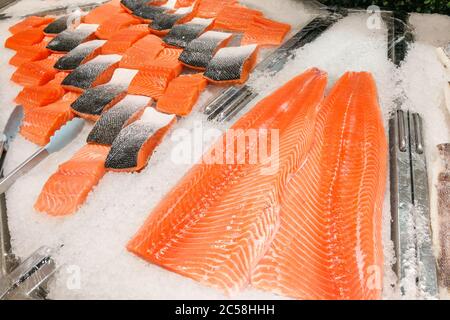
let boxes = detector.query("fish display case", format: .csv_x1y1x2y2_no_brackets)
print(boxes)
0,0,449,301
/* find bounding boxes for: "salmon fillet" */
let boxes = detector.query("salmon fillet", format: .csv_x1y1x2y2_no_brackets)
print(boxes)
11,54,64,87
8,16,54,35
95,12,140,40
213,5,263,32
197,0,237,18
20,92,79,146
127,68,328,295
101,24,149,54
119,35,165,69
251,72,387,300
242,16,291,47
84,3,125,24
9,37,51,67
35,144,111,216
5,25,47,51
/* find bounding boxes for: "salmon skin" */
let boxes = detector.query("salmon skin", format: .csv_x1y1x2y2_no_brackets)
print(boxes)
34,144,111,216
43,16,71,36
46,24,98,53
149,5,197,34
203,44,258,84
20,92,79,146
5,25,47,51
84,3,125,24
95,12,140,40
101,24,149,54
87,95,151,145
105,107,176,172
61,54,122,92
241,16,291,47
119,34,164,69
121,0,152,12
213,5,263,32
251,72,387,300
197,0,237,18
54,40,106,71
11,54,63,87
178,30,233,70
70,68,139,120
438,143,450,289
9,16,54,35
132,5,168,22
163,18,213,48
127,68,328,295
156,73,207,115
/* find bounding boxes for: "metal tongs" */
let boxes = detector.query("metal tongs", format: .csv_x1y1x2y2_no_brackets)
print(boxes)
0,112,84,300
389,110,439,298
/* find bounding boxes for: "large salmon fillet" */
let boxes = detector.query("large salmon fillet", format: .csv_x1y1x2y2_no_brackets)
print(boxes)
127,68,328,294
251,72,387,300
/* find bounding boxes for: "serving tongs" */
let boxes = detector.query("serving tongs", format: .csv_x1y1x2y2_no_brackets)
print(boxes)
0,115,84,300
204,9,346,122
389,111,439,298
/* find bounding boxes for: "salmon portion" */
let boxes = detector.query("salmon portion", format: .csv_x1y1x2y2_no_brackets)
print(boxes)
175,0,197,8
119,34,165,69
5,25,47,51
251,72,387,300
84,3,125,24
156,73,207,115
213,5,263,32
15,72,68,109
150,47,183,74
11,54,64,87
101,24,149,54
197,0,237,18
242,16,291,47
95,12,140,40
35,144,111,216
127,68,328,295
9,37,51,67
128,68,178,100
20,92,79,146
9,16,54,35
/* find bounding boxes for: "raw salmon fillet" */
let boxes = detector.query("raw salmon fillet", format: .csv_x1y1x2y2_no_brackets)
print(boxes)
9,37,51,67
11,54,64,87
95,13,140,40
20,92,79,146
5,25,47,51
15,72,68,109
35,144,111,216
46,24,99,53
101,24,149,54
213,5,263,32
149,4,198,35
197,0,237,18
84,3,125,24
251,72,387,300
242,16,291,47
127,68,328,294
8,16,54,34
119,35,165,69
156,73,207,115
54,40,106,71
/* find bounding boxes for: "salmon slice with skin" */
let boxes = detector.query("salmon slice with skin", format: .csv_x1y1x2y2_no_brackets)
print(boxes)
95,12,140,40
242,16,291,47
197,0,237,18
213,5,263,32
84,3,125,24
251,72,387,300
5,25,47,51
127,68,328,295
101,24,149,54
119,34,165,69
8,16,54,35
15,72,68,109
20,92,79,146
11,54,64,87
35,144,111,216
156,73,207,115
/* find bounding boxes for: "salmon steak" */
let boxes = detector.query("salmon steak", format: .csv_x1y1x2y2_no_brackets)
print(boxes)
46,24,99,53
163,18,214,49
95,13,140,40
20,92,79,146
8,16,54,35
84,3,125,24
213,5,263,32
197,0,237,19
156,73,207,115
87,95,152,145
127,68,328,295
34,144,111,216
203,44,258,84
54,40,106,71
101,24,149,54
11,54,64,87
119,34,165,69
178,30,233,70
251,71,387,300
105,107,176,172
241,16,291,47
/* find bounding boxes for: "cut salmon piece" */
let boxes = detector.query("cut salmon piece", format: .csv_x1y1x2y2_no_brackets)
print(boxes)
54,40,106,71
242,16,291,47
5,25,47,51
84,3,125,24
61,54,122,92
9,16,54,34
179,30,233,70
251,72,387,300
101,24,149,54
95,12,140,40
46,23,99,53
203,44,258,84
128,66,179,100
15,72,68,109
150,47,184,74
105,107,176,172
156,73,207,115
213,5,263,32
34,144,111,216
120,0,153,13
197,0,237,18
127,68,328,295
43,15,75,36
175,0,197,8
132,4,168,23
20,92,79,146
11,54,64,87
163,18,214,49
149,4,198,36
119,34,165,69
9,37,51,67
